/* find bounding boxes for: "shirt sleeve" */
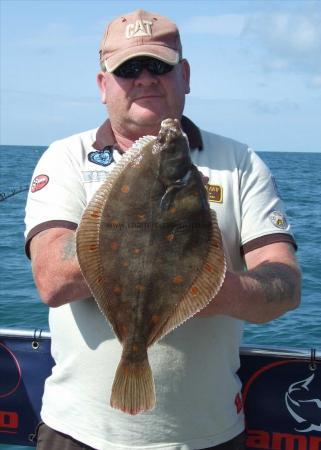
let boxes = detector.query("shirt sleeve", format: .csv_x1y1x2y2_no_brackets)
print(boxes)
24,141,86,257
239,148,297,254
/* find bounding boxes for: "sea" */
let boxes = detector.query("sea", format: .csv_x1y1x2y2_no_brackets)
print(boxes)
0,145,320,449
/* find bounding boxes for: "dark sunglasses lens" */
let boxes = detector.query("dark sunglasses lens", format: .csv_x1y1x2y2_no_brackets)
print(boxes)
148,60,173,75
114,58,174,78
114,60,142,78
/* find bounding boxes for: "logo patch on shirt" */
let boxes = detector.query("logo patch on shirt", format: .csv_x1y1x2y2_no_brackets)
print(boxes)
88,147,114,167
206,184,223,203
82,171,109,183
31,174,49,193
270,211,288,229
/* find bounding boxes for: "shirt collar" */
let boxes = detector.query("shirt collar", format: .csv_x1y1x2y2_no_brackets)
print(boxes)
92,115,203,152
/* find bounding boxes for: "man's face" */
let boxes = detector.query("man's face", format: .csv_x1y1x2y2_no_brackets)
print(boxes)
97,58,190,138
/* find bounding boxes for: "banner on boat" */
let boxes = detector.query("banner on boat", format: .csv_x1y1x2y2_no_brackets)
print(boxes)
0,332,53,446
0,332,320,448
239,353,321,449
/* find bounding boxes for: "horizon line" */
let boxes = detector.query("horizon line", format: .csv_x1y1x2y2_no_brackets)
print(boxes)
0,144,320,154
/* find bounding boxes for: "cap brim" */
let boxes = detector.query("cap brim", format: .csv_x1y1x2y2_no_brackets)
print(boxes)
104,45,179,72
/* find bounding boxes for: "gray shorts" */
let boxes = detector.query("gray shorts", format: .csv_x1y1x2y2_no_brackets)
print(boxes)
35,422,246,450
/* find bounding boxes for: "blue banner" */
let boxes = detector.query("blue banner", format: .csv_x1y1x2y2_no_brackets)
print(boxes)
0,331,320,448
239,352,321,449
0,332,53,446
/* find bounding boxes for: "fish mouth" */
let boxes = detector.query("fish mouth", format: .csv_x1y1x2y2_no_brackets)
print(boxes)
157,118,182,145
160,118,180,129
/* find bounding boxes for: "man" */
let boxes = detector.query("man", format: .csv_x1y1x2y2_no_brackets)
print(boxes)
25,9,301,450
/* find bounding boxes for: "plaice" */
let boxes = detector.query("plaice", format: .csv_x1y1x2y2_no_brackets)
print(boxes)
76,118,226,415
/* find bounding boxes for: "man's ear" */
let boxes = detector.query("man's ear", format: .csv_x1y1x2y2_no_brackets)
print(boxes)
97,72,107,104
181,59,191,95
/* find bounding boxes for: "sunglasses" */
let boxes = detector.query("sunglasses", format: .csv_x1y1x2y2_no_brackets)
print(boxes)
113,57,175,79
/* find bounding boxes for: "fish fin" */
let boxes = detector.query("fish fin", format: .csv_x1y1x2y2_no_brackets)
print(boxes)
131,135,156,151
76,136,156,341
110,357,155,415
148,209,226,346
76,179,117,326
160,185,178,210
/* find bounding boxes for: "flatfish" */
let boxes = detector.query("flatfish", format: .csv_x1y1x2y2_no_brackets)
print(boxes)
76,118,226,415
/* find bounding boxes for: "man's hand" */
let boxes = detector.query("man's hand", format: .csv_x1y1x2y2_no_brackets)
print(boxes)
197,242,301,323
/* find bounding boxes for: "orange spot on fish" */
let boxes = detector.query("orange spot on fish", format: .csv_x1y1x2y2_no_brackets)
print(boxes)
96,276,103,284
137,214,146,222
90,211,100,219
121,185,130,193
88,244,97,252
204,263,213,273
191,286,199,296
165,233,175,241
110,242,119,251
169,207,176,214
113,286,122,295
132,344,139,352
133,248,141,255
151,315,160,324
173,275,184,285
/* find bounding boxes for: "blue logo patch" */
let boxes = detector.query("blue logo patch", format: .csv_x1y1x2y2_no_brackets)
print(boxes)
88,147,114,167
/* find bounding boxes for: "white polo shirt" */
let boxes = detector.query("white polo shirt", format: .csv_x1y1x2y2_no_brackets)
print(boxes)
25,118,296,450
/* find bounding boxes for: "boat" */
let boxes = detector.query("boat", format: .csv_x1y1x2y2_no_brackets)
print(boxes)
0,328,320,449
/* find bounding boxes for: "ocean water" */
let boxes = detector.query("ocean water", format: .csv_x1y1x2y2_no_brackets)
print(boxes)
0,145,320,449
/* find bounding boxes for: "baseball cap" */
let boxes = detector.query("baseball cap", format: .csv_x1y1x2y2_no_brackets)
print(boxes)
99,9,182,72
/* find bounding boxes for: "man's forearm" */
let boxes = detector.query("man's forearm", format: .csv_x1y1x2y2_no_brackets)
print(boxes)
238,261,300,322
31,229,92,308
197,262,301,323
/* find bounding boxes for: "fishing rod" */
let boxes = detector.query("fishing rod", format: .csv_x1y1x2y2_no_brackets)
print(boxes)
0,186,29,201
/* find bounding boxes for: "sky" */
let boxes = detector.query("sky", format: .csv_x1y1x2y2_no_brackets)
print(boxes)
1,0,321,151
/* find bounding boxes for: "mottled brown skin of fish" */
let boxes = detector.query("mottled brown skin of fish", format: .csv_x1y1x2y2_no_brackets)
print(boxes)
110,119,213,415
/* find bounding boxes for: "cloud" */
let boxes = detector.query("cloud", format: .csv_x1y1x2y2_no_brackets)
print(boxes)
243,8,321,85
181,14,247,37
180,8,321,88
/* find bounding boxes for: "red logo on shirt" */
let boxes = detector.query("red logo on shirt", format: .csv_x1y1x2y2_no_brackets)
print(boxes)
31,175,49,193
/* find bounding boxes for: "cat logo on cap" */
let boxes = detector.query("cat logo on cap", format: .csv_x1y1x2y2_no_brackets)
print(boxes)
270,211,287,229
126,20,153,38
206,184,223,203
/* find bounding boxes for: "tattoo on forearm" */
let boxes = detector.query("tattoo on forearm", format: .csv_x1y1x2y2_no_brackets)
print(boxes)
244,263,298,304
62,234,77,261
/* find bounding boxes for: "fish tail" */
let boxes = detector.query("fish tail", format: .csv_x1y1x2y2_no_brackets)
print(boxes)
110,356,155,415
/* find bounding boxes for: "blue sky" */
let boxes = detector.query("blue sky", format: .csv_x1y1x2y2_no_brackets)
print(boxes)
1,0,320,151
